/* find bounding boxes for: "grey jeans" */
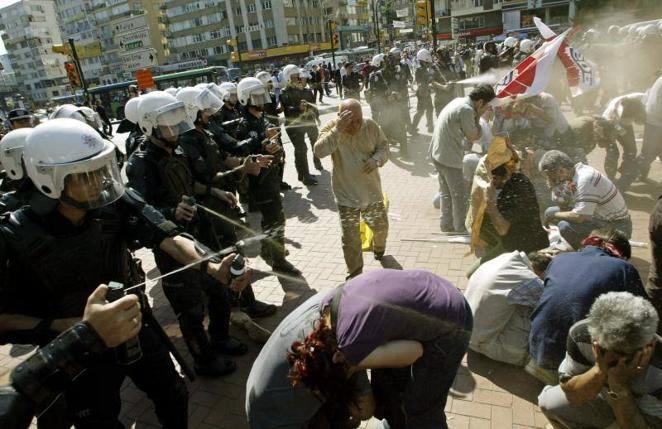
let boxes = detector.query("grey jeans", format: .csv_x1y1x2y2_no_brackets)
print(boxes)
433,161,468,232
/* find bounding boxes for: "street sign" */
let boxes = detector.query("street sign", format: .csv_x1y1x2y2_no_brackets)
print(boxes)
393,20,407,29
117,29,150,51
121,49,156,71
114,15,147,35
396,8,409,18
155,59,208,73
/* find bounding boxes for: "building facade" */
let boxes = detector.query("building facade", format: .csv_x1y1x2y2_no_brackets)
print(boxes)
55,0,170,86
165,0,336,71
0,0,69,104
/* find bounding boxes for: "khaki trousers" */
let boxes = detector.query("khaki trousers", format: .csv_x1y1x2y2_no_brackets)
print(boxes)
338,201,389,275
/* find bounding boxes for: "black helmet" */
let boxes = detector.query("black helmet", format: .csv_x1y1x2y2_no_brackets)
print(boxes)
8,108,32,122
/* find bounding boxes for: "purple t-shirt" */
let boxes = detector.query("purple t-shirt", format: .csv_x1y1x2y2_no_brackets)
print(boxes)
322,269,470,365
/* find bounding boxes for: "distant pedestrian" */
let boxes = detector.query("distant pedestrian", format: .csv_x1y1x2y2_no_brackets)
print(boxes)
94,99,113,136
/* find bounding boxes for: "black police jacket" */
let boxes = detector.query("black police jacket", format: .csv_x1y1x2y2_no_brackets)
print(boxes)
279,87,307,125
178,127,226,186
0,190,179,322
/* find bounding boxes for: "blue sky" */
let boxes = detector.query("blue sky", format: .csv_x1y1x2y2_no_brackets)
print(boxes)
0,0,23,55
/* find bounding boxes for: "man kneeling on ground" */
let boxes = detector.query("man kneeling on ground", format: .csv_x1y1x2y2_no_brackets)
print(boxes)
539,292,662,429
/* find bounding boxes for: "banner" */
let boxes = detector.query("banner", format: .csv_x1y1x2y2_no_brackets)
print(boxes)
533,17,600,97
396,8,409,18
392,20,406,29
493,29,568,105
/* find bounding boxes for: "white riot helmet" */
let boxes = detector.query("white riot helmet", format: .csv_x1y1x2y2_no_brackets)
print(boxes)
519,39,535,54
504,36,518,49
255,71,271,86
136,91,194,138
23,118,124,209
164,87,178,96
0,128,31,180
282,64,300,87
50,104,103,133
195,82,210,90
176,87,204,121
388,47,401,58
371,53,385,68
416,48,433,64
218,82,237,104
237,77,270,108
124,97,140,124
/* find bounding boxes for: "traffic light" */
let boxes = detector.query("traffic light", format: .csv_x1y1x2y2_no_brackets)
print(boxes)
230,51,238,62
64,61,81,87
416,1,429,26
52,44,69,55
333,32,339,47
226,38,236,47
329,20,337,31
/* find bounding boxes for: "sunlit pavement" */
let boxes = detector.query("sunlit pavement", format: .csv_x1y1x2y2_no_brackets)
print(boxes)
6,91,659,428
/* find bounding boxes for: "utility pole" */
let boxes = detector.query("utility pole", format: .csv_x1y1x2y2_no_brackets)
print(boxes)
372,0,380,52
67,38,88,100
235,36,243,76
429,0,437,49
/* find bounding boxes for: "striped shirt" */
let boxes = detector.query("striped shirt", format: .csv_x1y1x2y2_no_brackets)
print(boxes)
572,163,629,222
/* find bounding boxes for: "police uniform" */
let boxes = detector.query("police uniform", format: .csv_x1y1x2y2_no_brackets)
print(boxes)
342,71,362,100
234,111,289,268
412,63,444,133
262,91,290,185
367,68,388,125
301,87,322,171
126,138,239,375
279,85,316,182
0,192,189,428
380,60,411,155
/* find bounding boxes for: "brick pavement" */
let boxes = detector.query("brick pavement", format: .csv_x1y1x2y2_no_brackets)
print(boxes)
3,92,659,429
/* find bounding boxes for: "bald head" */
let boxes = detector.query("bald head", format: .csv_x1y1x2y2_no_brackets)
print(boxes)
338,98,363,135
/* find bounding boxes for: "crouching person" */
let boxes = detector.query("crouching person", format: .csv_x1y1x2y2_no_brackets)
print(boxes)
466,250,553,366
539,292,662,429
286,270,472,429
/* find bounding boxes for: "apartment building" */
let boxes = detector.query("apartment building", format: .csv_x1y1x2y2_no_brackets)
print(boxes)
55,0,170,85
0,0,69,103
165,0,334,70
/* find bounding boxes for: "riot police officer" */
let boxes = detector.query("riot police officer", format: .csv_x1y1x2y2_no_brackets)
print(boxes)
298,68,323,171
234,77,301,274
380,48,411,156
479,41,499,74
256,71,292,190
126,91,246,378
176,86,278,319
411,48,445,134
0,128,36,205
366,53,387,125
117,96,143,158
216,82,243,123
0,118,247,428
279,64,318,185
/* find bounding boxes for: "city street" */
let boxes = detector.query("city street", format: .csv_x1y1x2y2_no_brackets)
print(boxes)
3,91,659,429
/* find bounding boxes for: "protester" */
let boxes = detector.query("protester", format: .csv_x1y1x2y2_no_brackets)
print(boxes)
538,292,662,428
342,62,362,100
314,99,389,279
94,99,113,136
514,93,573,153
648,196,662,330
528,229,645,383
286,269,472,429
430,84,495,234
466,250,553,366
539,150,632,250
466,138,548,276
246,291,374,429
601,92,647,179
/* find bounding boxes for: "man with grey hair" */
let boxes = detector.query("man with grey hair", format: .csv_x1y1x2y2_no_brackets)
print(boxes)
539,150,631,250
539,292,662,429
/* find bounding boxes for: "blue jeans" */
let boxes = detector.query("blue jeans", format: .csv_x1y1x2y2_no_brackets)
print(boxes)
373,312,472,429
434,161,468,232
545,206,632,249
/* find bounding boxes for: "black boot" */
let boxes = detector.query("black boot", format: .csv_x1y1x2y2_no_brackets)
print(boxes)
194,355,237,377
211,336,249,356
295,157,318,186
239,285,278,318
313,157,323,171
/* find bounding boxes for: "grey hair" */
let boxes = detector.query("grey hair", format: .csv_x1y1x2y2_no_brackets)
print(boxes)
587,292,658,351
538,150,574,172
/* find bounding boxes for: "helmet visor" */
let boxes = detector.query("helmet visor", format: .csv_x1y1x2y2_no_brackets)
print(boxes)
155,103,195,138
249,91,271,107
62,151,124,210
196,88,223,115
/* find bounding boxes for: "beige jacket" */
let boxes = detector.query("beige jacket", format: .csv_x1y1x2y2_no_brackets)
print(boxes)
314,118,389,208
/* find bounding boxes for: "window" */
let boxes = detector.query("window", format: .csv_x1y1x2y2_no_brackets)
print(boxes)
248,3,255,13
252,38,262,49
262,0,272,9
264,19,273,28
267,36,277,47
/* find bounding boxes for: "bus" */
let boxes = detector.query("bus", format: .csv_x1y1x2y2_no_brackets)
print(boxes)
87,66,230,118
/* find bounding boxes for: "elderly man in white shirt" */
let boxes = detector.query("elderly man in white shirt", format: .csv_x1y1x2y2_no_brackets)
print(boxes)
539,150,632,250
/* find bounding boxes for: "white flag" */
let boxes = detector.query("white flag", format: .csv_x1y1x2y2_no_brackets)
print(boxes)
493,29,569,106
533,17,600,97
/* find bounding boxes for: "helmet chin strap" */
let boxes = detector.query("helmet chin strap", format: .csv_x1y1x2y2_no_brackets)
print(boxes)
152,129,179,149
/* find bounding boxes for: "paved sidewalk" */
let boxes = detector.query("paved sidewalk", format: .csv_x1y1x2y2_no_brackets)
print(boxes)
3,93,659,428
